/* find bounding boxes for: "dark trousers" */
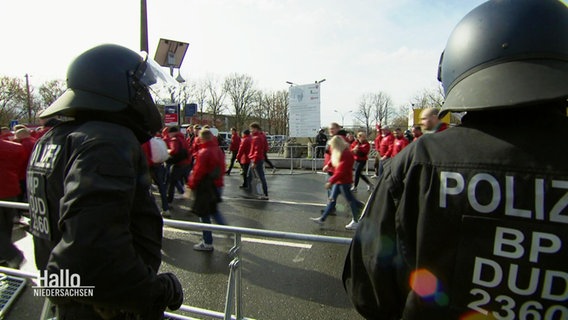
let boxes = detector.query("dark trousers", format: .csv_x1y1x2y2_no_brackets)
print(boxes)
226,151,238,174
0,197,22,263
149,164,169,211
264,153,275,169
241,163,250,187
354,160,372,187
167,164,190,202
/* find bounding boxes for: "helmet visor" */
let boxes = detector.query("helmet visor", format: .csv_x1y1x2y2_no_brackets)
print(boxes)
135,52,179,103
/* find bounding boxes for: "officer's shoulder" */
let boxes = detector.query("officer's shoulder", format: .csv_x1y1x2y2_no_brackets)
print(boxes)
72,121,138,143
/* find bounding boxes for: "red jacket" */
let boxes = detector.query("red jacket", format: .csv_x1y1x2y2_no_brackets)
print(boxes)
248,131,266,164
375,133,395,158
324,135,348,173
0,139,26,198
351,140,371,161
328,148,354,185
261,132,269,154
391,137,409,157
192,136,201,158
229,132,241,152
168,132,192,166
141,141,153,167
436,122,449,133
188,140,225,190
237,134,252,164
15,136,37,180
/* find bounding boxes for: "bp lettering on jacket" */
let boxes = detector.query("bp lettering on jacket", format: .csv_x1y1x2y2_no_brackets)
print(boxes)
27,143,61,240
438,171,568,318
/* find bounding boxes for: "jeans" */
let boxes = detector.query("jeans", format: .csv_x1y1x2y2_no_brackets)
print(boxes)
201,188,227,245
149,164,169,211
247,160,268,196
375,157,390,178
320,184,363,222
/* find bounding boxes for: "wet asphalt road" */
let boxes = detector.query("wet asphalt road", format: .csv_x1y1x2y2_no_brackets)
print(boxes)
5,159,376,320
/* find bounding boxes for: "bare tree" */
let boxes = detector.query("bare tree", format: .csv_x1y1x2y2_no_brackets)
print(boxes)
0,76,28,125
206,77,227,128
353,92,395,137
249,91,267,131
223,73,256,130
38,79,66,113
191,78,209,124
271,90,289,135
353,94,374,135
410,84,445,109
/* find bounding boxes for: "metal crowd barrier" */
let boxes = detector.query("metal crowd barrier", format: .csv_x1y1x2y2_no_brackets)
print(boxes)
0,201,351,320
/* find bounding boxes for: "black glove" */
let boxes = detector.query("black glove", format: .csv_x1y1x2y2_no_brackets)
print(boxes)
158,272,184,311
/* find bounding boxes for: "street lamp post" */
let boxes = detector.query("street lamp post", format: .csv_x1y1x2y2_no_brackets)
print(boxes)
25,74,32,123
334,109,352,127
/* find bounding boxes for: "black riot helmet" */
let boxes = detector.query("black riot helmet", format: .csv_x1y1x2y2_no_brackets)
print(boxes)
41,44,174,136
438,0,568,116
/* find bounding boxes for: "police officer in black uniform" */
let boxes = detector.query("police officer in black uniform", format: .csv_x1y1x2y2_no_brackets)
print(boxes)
27,44,183,319
343,0,568,319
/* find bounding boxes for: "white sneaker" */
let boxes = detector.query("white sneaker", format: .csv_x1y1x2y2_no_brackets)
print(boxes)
174,193,185,200
310,217,324,225
257,195,269,200
345,220,359,230
370,175,378,179
350,186,357,192
193,241,214,252
161,210,171,218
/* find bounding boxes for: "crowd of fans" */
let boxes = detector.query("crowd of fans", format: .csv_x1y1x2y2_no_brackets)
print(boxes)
1,107,448,261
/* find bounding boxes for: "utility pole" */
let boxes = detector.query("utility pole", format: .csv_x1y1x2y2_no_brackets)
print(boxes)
25,73,32,123
140,0,149,52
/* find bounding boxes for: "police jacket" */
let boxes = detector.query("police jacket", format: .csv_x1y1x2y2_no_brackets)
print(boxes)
343,108,568,320
27,120,170,316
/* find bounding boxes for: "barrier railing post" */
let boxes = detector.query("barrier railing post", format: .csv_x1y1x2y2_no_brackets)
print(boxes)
0,201,352,320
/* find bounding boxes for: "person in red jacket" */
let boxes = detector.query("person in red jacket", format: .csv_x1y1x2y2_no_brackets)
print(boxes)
141,136,171,217
13,128,37,204
225,127,241,175
373,125,394,178
391,128,410,157
261,130,276,174
411,124,423,141
187,129,227,251
247,122,269,200
311,136,364,230
350,132,374,192
166,126,191,203
420,107,449,133
0,138,26,269
236,129,251,189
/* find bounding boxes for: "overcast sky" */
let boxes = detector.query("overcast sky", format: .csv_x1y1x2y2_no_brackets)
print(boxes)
1,0,494,126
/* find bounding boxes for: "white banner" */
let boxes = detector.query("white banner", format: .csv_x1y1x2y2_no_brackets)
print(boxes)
288,83,321,138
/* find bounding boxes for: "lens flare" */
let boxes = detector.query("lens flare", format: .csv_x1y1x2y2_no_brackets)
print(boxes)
409,269,438,297
460,310,496,320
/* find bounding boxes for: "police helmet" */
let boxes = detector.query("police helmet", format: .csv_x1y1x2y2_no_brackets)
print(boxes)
41,44,175,134
438,0,568,115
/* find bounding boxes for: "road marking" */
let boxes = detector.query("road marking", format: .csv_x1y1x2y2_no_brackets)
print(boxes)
293,248,309,263
164,226,312,249
222,197,323,207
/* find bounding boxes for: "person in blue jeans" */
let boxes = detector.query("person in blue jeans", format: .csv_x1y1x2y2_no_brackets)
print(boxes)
188,129,228,251
247,122,269,200
311,136,363,230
